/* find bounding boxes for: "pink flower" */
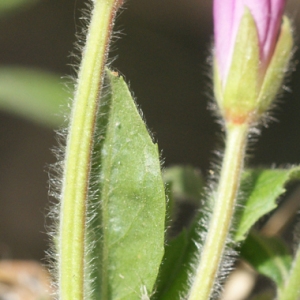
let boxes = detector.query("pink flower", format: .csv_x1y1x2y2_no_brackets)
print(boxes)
214,0,286,84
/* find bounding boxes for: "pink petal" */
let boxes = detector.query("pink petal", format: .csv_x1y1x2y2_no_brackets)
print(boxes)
244,0,286,68
262,0,286,67
213,0,235,80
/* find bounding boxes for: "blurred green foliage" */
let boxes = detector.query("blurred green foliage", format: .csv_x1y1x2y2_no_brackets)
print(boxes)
0,0,38,16
0,67,71,127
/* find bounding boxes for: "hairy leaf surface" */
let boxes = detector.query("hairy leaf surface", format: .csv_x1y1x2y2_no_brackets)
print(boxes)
87,70,166,300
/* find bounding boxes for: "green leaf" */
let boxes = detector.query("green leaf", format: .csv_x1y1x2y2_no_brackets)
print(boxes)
151,166,205,299
240,230,292,287
235,167,300,242
0,67,70,127
87,70,166,300
0,0,38,16
152,225,198,300
277,244,300,300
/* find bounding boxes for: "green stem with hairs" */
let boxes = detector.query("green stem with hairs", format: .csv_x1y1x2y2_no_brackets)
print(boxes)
188,123,249,300
58,1,120,299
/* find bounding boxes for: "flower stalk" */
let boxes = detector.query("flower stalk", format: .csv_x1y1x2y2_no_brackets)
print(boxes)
188,123,249,300
58,1,120,299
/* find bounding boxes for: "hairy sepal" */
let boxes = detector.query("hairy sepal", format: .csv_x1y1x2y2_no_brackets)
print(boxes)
222,8,259,124
257,16,293,115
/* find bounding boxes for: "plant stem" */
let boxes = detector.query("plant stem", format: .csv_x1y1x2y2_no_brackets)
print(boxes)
188,123,249,300
278,246,300,300
58,1,119,299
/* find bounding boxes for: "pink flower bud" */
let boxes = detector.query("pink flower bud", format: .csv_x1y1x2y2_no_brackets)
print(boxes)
213,0,293,125
214,0,286,84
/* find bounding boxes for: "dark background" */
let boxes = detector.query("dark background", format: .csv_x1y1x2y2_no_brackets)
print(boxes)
0,0,299,260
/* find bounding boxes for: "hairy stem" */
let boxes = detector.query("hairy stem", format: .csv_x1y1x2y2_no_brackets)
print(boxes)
188,123,249,300
58,1,119,299
278,246,300,300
